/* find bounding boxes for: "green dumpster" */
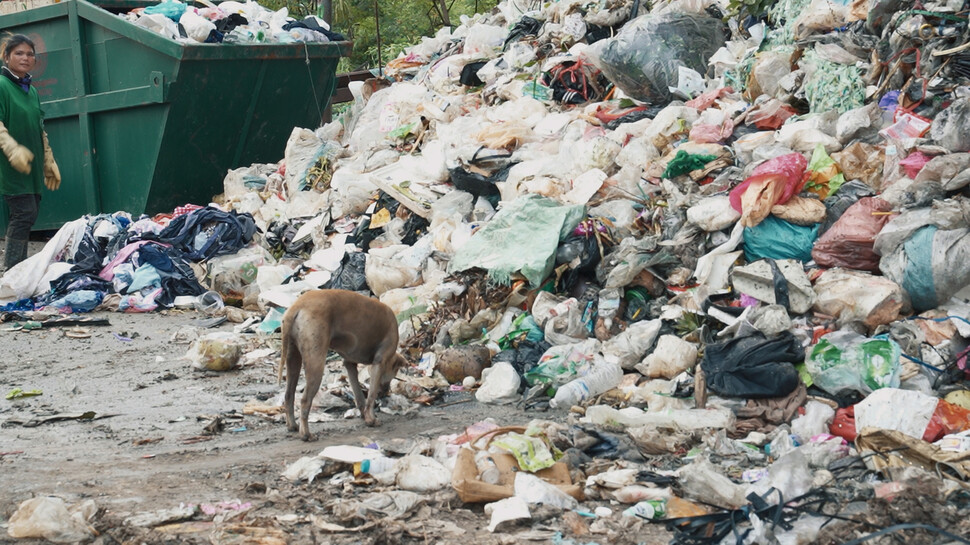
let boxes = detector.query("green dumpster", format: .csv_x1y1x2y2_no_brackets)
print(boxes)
0,0,351,234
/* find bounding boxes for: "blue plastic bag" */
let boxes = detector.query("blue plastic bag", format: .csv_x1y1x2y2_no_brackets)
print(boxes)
743,216,820,262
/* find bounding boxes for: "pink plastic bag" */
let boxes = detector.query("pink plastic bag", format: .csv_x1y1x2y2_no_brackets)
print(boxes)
729,153,808,226
686,87,733,111
899,151,931,179
689,120,735,143
811,197,894,271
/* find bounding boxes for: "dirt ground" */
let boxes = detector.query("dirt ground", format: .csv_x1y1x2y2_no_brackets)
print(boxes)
0,303,674,544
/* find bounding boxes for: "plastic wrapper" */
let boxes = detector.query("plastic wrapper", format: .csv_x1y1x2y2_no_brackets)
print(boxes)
811,197,894,271
729,153,807,227
585,12,726,104
805,331,901,396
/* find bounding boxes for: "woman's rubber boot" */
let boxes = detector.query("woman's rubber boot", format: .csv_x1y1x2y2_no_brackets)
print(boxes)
3,237,29,271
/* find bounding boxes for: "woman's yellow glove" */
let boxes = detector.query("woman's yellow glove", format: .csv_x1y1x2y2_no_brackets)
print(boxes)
0,121,33,174
42,132,60,191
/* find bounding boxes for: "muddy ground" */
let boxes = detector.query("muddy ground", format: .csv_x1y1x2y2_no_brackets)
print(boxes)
0,304,675,544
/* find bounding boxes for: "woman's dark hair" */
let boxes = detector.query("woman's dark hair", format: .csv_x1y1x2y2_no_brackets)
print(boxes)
1,34,35,60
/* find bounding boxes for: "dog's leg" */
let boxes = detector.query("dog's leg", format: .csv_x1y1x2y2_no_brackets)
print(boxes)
343,361,367,416
362,349,398,427
299,358,326,441
283,337,302,433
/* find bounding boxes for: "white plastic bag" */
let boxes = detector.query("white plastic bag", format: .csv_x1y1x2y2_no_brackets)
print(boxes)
7,497,97,543
396,455,451,492
476,362,521,404
687,196,741,231
637,335,698,379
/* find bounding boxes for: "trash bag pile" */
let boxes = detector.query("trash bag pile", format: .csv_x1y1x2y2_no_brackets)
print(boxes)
6,0,970,541
120,0,345,44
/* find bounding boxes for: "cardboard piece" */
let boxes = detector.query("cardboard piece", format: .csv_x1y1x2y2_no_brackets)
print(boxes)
451,448,584,503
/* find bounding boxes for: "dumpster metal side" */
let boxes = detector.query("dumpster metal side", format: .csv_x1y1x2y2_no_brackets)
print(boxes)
0,0,351,234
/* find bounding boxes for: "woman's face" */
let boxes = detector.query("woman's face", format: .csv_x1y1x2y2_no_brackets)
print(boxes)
4,43,36,78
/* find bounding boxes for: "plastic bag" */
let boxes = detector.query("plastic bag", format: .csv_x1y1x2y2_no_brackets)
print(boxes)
677,457,747,509
812,268,907,327
7,497,97,543
585,12,726,104
525,339,599,387
913,153,970,192
805,331,901,396
746,99,796,130
186,332,244,371
600,319,663,370
804,144,845,199
811,197,894,271
179,10,216,42
700,331,803,398
396,455,451,492
476,362,521,405
729,153,808,227
636,335,698,379
792,0,857,39
771,196,827,226
790,401,836,442
879,225,970,312
744,52,793,101
930,96,970,152
743,215,819,263
832,142,883,190
820,179,874,233
687,196,741,232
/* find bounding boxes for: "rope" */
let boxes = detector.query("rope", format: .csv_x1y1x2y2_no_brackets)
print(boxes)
303,41,324,122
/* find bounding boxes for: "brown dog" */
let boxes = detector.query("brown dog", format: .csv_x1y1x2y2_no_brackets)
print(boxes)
278,289,408,441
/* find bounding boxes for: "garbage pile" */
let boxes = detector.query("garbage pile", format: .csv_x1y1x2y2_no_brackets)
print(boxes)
6,0,970,542
119,0,345,44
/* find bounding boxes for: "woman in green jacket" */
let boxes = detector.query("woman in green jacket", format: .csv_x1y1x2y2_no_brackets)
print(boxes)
0,34,60,271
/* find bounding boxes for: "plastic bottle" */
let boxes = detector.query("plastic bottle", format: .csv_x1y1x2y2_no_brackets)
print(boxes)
356,455,398,476
622,499,667,520
549,358,622,409
474,451,501,485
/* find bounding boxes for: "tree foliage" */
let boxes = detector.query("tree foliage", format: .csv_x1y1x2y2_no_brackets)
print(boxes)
263,0,500,71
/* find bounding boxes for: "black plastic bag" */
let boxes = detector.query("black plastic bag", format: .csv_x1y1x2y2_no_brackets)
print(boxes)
324,251,368,292
701,331,803,398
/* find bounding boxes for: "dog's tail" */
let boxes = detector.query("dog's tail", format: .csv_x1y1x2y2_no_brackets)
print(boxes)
277,308,299,384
